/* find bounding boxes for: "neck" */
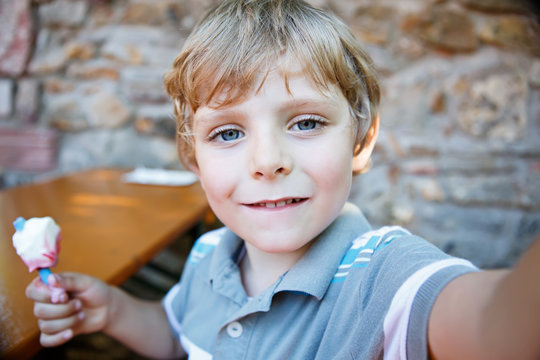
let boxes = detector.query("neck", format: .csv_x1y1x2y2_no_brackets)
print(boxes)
240,242,311,297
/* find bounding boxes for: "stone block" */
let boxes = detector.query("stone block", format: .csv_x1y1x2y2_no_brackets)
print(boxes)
349,5,397,46
15,78,41,124
0,78,13,118
412,203,521,267
458,0,533,13
350,164,396,226
83,91,131,129
102,42,143,65
524,165,540,210
28,47,69,74
120,67,170,103
58,128,178,171
101,26,183,66
416,8,477,52
64,41,96,61
134,104,176,139
138,45,181,67
402,159,439,176
418,178,445,202
391,35,427,64
479,16,540,56
381,82,427,129
430,90,446,113
0,0,34,76
438,155,517,175
458,73,527,141
120,2,169,25
44,77,76,94
390,201,415,225
87,2,116,28
0,127,59,172
530,60,540,87
100,25,181,50
444,175,523,208
38,0,89,27
45,93,88,131
66,60,120,80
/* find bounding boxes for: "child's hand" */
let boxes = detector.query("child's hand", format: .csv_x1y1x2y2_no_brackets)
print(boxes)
25,272,111,347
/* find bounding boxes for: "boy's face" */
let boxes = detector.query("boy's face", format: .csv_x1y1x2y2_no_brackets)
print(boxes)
190,65,376,258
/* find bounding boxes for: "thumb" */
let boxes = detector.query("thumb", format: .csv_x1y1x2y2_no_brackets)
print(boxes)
54,272,97,294
46,273,69,304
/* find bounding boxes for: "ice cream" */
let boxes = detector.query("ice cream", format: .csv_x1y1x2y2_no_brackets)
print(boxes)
12,216,66,302
12,216,61,275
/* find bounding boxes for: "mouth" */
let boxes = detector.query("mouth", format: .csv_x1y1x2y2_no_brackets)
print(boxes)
245,198,308,209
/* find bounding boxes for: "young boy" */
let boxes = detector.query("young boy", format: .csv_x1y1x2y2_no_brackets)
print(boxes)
26,0,540,359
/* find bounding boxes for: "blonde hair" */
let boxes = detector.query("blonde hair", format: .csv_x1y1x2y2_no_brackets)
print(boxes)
164,0,380,168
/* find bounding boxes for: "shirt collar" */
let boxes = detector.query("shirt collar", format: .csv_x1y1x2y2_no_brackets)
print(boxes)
274,202,371,299
207,202,371,302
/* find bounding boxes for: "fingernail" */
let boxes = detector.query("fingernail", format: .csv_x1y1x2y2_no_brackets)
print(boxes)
63,329,73,340
75,300,82,310
78,311,85,321
48,274,56,285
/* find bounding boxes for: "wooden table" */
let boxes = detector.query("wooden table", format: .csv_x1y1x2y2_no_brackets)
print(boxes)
0,168,209,359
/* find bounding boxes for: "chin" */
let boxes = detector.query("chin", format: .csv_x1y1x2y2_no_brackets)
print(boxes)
248,233,315,254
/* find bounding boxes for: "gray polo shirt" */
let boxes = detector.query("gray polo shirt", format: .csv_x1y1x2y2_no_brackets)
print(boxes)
163,203,477,359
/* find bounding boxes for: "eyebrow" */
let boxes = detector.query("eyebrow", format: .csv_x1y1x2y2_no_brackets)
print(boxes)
279,97,342,113
195,96,342,126
195,108,243,125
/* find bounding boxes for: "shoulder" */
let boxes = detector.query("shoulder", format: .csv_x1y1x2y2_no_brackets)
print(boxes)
333,226,411,282
328,226,478,359
332,224,478,308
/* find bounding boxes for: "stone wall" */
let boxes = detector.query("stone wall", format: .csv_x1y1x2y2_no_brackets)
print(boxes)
0,0,539,267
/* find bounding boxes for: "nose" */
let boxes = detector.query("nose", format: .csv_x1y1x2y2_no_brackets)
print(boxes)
249,133,293,180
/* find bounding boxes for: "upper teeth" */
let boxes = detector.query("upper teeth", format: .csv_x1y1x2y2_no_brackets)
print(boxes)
257,199,300,208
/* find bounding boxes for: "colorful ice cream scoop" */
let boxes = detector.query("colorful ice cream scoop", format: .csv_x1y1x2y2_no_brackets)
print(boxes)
12,216,62,285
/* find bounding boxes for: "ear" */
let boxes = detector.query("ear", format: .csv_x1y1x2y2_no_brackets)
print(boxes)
352,115,379,174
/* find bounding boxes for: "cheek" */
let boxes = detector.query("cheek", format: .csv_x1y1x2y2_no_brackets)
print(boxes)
320,159,352,195
196,151,236,203
301,142,353,190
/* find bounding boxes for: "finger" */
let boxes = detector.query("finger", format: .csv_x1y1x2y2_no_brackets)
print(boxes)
26,277,55,303
47,273,60,287
38,311,85,335
55,272,96,294
50,286,68,304
40,328,74,347
34,299,83,320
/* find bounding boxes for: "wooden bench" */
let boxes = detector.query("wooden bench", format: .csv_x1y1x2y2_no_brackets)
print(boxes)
0,168,210,359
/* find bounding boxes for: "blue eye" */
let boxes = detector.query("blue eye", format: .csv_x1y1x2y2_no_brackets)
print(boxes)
219,129,243,141
296,120,317,130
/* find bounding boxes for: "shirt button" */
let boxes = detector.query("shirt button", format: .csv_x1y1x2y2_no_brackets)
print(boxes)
226,321,243,338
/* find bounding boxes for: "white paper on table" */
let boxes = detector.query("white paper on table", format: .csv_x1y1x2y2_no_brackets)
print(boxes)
122,167,198,186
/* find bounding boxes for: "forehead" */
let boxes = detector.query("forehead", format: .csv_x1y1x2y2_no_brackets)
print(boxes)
201,59,344,111
195,71,346,123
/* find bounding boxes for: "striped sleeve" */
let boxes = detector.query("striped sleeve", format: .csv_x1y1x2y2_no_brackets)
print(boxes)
382,258,477,359
333,226,411,282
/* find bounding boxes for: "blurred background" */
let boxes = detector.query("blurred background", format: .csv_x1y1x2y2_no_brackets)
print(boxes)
0,0,539,271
